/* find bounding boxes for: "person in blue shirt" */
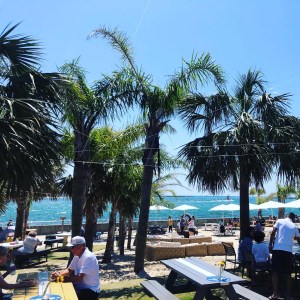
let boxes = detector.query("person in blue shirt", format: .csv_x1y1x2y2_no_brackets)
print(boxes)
252,230,270,268
238,226,254,262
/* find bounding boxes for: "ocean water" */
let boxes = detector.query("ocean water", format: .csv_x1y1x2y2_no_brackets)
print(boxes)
1,196,299,227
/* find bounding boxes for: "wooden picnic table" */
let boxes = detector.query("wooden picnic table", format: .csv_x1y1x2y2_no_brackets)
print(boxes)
12,272,78,300
161,257,247,299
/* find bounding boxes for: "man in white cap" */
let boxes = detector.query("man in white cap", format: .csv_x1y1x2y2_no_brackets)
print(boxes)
51,236,100,300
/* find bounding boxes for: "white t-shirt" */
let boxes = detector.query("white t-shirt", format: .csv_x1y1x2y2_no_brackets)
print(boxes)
273,217,300,252
18,236,41,253
188,219,196,229
69,248,100,293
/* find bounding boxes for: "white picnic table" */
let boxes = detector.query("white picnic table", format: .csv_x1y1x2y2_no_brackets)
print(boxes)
203,223,218,231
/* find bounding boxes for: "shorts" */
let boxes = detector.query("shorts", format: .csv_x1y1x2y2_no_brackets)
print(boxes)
271,250,293,274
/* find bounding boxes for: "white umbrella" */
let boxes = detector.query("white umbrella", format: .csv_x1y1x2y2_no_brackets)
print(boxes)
257,201,286,209
173,204,198,217
284,199,300,208
209,204,236,222
173,204,198,211
257,200,286,219
149,205,169,211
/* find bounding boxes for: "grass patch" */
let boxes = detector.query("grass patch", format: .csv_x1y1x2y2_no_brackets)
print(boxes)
100,278,195,300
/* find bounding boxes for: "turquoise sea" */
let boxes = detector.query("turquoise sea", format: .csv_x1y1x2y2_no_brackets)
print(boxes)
1,195,299,227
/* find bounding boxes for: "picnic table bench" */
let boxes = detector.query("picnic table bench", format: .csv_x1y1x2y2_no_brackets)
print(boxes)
141,280,178,300
44,235,64,249
15,249,50,267
233,284,268,300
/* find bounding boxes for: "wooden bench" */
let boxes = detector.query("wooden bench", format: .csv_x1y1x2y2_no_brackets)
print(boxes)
15,249,50,267
141,280,178,300
233,284,268,300
44,235,64,249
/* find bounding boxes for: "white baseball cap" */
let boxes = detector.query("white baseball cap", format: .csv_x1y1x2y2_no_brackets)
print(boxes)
66,236,86,247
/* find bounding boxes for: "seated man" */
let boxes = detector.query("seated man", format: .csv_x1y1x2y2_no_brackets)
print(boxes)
15,231,42,254
51,236,100,300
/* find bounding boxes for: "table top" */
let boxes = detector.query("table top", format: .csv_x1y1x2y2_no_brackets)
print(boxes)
56,232,72,237
0,241,23,249
161,257,246,287
12,272,78,300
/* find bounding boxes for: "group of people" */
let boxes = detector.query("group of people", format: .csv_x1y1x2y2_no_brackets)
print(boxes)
0,217,100,300
238,212,300,300
0,234,100,300
167,215,198,236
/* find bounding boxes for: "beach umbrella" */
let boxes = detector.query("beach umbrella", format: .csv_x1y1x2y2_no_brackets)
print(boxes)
173,204,198,217
257,200,286,219
284,199,300,208
209,204,234,222
173,204,198,211
149,205,169,211
257,201,286,209
149,205,169,222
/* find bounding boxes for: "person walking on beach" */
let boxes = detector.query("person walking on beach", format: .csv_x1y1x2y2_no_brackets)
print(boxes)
167,216,173,233
269,212,300,300
51,236,100,300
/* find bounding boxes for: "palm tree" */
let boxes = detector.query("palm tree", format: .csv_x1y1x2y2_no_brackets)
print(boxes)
0,23,63,237
58,60,139,238
178,69,300,238
90,26,224,273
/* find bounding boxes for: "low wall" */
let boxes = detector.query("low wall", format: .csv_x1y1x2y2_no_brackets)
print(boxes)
32,218,224,235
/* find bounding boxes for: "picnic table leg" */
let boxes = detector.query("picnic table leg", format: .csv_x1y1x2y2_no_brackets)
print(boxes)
165,270,178,291
223,285,239,300
193,286,208,300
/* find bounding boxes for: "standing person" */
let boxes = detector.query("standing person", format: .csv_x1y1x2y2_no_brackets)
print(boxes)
167,216,173,233
254,220,263,232
51,236,100,300
269,212,300,300
6,220,13,227
0,246,36,299
179,216,185,234
188,216,198,235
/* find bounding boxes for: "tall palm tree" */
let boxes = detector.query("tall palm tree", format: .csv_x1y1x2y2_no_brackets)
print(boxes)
90,26,224,273
178,69,300,238
58,60,138,237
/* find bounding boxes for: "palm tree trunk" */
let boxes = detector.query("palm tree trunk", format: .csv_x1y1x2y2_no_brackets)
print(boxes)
118,211,126,255
239,163,250,239
85,197,97,251
102,198,118,263
127,217,133,250
134,163,154,273
15,196,26,240
72,131,90,237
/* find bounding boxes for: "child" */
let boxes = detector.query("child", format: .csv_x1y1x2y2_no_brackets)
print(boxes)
252,230,270,267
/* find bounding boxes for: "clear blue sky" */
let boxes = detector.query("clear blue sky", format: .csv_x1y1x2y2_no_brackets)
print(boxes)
3,1,300,195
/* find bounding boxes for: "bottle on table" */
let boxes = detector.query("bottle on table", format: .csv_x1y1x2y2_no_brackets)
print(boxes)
9,260,16,275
